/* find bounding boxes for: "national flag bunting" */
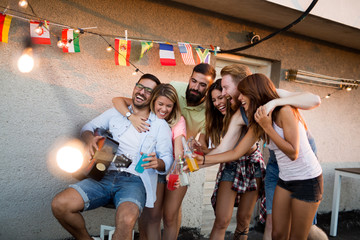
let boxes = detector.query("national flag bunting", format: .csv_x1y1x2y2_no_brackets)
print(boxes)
114,39,131,66
178,42,195,65
62,29,80,53
30,20,51,45
196,48,210,64
0,14,12,43
159,43,176,66
139,41,153,60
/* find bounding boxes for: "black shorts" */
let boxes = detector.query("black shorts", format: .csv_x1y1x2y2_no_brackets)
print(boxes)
277,174,323,202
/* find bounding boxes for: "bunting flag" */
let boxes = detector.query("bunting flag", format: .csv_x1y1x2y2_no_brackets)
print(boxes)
139,41,153,60
159,43,176,66
30,20,51,45
62,29,80,53
178,42,195,65
196,48,210,64
114,38,131,66
0,14,12,43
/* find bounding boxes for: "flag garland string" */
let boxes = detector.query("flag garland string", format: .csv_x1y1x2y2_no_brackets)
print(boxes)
0,4,218,74
0,3,353,99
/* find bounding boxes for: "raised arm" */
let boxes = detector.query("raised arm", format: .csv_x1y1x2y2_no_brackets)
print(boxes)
173,116,187,160
208,109,245,155
194,126,258,167
264,89,321,114
255,105,300,160
112,96,150,132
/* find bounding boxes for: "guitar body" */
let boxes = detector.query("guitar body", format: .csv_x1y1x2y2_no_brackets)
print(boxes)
73,129,132,181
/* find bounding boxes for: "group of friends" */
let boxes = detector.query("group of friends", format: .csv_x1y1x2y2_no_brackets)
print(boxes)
51,63,327,240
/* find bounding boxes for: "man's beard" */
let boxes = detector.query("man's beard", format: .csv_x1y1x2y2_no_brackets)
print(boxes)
186,86,205,105
132,93,150,109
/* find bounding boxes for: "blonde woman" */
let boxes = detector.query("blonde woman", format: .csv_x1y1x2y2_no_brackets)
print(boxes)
112,83,186,240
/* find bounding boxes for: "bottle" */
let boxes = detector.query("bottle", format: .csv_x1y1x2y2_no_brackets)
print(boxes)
178,155,190,187
167,159,179,191
181,136,199,172
135,141,157,173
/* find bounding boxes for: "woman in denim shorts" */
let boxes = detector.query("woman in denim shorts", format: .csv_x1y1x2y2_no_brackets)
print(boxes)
197,79,266,240
244,74,323,239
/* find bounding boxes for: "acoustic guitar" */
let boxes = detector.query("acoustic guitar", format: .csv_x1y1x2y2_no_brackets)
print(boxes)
73,128,132,181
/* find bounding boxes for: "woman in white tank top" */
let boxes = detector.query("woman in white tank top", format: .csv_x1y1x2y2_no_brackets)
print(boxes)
237,73,323,240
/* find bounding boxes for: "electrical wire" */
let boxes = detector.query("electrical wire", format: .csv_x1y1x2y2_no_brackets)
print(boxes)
221,0,318,53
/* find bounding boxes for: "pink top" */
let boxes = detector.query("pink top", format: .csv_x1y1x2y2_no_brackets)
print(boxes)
172,116,186,141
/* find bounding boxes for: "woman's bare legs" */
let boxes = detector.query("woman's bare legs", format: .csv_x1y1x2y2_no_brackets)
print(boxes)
272,185,320,240
234,178,261,240
289,198,320,240
272,186,292,240
209,181,237,240
162,185,188,240
138,183,165,240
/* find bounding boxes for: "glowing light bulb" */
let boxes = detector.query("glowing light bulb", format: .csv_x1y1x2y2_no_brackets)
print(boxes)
17,48,34,73
106,45,112,52
35,26,43,35
325,94,330,99
74,29,81,34
132,69,139,75
19,0,28,8
346,87,352,91
57,38,64,48
64,41,70,49
56,146,84,173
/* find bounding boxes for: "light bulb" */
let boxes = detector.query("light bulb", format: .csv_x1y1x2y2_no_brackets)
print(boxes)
132,69,139,75
18,0,28,8
56,146,84,173
35,26,43,35
325,94,330,99
64,41,70,48
74,29,80,34
346,87,352,91
106,45,112,52
57,38,64,48
17,48,34,73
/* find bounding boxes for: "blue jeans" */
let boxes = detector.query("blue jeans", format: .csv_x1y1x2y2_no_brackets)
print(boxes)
70,171,146,213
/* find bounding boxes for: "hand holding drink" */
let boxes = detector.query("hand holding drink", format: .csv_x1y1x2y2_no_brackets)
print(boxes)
135,141,157,173
167,158,179,191
181,136,199,172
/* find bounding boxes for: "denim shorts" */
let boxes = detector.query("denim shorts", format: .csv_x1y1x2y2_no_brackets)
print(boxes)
70,171,146,213
265,150,319,224
220,161,262,182
277,174,323,202
264,150,279,215
158,174,166,184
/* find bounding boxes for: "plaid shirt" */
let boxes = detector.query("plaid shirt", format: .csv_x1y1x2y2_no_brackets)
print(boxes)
211,144,267,224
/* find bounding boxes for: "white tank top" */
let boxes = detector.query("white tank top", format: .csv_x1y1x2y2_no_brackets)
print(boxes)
267,122,322,181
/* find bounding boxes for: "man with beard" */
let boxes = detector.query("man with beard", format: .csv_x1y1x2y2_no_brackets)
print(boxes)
170,63,216,139
51,74,173,240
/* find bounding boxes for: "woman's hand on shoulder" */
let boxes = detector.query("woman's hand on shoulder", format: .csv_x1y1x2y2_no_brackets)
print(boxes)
255,105,273,130
129,114,150,132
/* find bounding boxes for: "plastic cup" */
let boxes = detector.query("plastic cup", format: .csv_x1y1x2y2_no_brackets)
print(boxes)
135,153,149,173
167,174,179,191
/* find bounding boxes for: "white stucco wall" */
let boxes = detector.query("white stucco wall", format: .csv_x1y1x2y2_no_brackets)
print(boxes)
0,0,359,239
266,0,360,29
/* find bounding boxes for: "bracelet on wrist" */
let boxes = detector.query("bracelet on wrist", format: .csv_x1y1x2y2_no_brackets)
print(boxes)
203,155,206,165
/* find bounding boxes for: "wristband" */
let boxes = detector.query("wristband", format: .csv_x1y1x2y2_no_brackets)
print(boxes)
203,155,205,165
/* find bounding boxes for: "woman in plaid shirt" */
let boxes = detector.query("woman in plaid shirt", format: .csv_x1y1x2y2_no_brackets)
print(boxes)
197,78,266,240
